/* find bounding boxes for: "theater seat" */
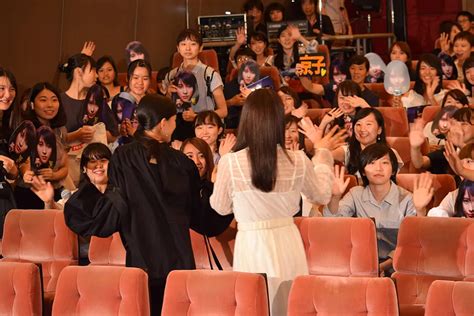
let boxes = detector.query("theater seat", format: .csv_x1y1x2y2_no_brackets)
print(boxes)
421,105,441,124
1,209,78,312
89,232,126,266
190,220,237,270
396,174,456,208
387,137,430,173
425,280,474,316
52,265,149,316
393,217,474,316
161,270,269,316
288,275,398,315
0,262,42,316
377,107,409,136
294,217,379,277
172,49,220,73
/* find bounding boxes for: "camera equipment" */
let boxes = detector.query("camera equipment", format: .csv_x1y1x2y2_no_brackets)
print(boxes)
198,14,247,43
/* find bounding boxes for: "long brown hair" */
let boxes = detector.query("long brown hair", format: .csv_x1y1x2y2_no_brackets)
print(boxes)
180,137,214,181
234,89,288,192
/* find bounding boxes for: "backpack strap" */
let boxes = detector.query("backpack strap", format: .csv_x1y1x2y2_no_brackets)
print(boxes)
204,65,216,98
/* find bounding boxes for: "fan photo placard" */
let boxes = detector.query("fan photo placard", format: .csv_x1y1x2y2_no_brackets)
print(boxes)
9,120,36,165
31,125,57,172
295,53,327,77
171,71,199,113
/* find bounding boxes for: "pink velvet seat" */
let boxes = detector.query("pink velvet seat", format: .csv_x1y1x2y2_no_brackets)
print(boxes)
295,217,379,277
425,280,474,315
288,275,398,315
89,232,126,266
0,262,42,316
1,209,78,313
52,265,149,316
162,270,269,316
393,217,474,316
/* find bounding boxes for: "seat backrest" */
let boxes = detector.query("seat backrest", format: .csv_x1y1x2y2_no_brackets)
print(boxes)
387,137,430,173
295,217,379,277
396,174,456,208
52,265,149,316
0,262,42,315
343,174,359,195
162,270,268,316
2,209,77,262
393,218,474,313
425,280,474,316
394,217,474,278
377,107,409,137
172,49,220,73
190,220,236,270
89,232,126,266
421,105,441,124
288,275,398,315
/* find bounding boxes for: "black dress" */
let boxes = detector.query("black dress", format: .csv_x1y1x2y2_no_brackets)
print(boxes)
64,140,232,315
0,122,16,238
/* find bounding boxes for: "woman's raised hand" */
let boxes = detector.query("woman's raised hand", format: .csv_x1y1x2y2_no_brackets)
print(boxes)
413,172,434,215
332,165,350,197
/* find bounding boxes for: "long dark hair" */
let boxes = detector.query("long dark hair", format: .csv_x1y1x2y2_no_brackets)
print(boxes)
180,137,214,181
25,82,67,129
390,41,413,72
135,94,176,160
414,54,443,96
59,53,96,82
348,108,386,175
462,56,474,92
454,180,474,218
82,84,108,125
33,126,57,170
234,89,288,192
274,24,300,71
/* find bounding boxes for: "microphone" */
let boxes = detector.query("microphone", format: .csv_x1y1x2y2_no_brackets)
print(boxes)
61,189,72,201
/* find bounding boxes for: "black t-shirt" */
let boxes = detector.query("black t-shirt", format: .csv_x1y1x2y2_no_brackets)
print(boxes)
61,92,84,132
323,82,338,105
223,78,243,129
361,88,380,107
427,148,450,174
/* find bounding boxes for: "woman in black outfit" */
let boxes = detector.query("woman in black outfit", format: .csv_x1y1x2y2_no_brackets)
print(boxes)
64,94,232,314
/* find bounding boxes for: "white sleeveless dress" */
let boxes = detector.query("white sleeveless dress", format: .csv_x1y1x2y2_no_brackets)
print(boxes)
210,147,334,315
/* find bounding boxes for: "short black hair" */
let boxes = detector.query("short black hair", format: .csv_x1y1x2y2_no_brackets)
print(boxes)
244,0,264,12
264,2,285,22
457,11,473,22
234,47,257,63
176,29,203,47
359,143,398,187
453,31,474,47
348,55,370,72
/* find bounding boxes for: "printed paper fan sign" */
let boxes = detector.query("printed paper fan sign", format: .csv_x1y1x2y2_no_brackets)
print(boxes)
172,71,199,113
30,126,57,172
8,120,36,165
365,52,386,83
384,60,410,96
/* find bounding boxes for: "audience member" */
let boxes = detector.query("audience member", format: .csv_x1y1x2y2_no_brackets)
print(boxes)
210,89,335,315
96,55,123,100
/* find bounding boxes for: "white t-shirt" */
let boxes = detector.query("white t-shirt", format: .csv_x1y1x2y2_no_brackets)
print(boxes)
163,61,223,113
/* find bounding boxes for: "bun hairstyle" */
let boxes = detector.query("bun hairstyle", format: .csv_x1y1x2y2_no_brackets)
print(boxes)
58,53,96,82
135,94,177,161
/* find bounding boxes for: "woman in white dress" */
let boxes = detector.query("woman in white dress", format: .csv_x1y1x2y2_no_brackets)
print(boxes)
210,89,335,315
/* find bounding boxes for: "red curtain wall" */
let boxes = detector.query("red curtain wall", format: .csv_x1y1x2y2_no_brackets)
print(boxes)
345,0,462,60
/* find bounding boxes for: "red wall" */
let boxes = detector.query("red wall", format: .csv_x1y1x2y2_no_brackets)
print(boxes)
346,0,462,61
